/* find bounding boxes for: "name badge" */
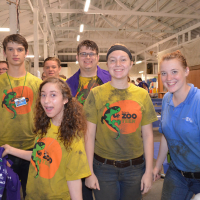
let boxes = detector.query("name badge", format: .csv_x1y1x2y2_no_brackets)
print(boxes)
14,97,27,107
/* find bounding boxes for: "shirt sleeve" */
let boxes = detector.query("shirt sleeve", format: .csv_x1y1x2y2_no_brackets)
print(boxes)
141,93,158,126
83,90,98,124
65,137,91,181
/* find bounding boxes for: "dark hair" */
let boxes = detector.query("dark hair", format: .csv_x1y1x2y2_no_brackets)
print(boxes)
43,57,61,68
0,61,9,68
131,80,135,84
3,34,28,53
59,74,67,79
77,40,99,55
106,43,132,61
160,50,187,69
34,77,86,150
137,77,142,81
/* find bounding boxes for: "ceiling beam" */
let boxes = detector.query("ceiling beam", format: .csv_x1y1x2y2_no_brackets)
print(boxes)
52,26,177,33
55,38,159,43
46,8,200,19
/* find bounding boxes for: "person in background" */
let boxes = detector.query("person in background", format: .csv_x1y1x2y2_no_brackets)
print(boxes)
84,43,157,200
2,77,91,200
153,50,200,200
41,72,46,80
43,57,66,81
131,79,136,85
67,40,111,106
136,77,148,91
0,34,42,198
0,61,8,75
66,40,111,200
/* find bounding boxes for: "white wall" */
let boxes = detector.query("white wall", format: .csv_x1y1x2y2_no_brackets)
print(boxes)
27,61,158,82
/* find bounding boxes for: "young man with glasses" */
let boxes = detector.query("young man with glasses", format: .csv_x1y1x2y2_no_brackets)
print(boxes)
67,40,111,105
66,40,111,199
0,61,8,75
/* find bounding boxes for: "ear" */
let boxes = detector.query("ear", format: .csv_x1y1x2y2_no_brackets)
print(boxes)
185,67,189,76
25,49,29,57
97,54,100,62
58,66,61,73
3,51,7,58
64,98,68,105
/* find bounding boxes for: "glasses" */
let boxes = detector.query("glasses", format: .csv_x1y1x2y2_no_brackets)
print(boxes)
0,68,8,71
79,52,97,57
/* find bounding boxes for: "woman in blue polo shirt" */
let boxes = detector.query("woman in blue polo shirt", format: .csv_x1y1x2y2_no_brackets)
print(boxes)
153,50,200,200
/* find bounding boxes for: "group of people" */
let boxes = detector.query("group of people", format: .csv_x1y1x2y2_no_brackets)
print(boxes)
0,33,199,200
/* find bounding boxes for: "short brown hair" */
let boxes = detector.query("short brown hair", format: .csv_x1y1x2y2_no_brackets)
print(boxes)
160,50,187,69
3,34,28,53
0,61,9,68
43,57,61,68
77,40,99,55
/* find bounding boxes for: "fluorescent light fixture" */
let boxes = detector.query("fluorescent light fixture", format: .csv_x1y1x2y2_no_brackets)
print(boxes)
77,35,80,41
80,24,84,32
84,0,90,12
0,28,10,32
139,71,144,73
136,61,142,64
26,55,41,58
76,61,79,64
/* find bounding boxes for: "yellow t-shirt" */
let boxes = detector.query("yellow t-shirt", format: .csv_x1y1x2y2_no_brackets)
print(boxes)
84,82,157,160
75,76,103,105
26,121,91,200
0,72,42,150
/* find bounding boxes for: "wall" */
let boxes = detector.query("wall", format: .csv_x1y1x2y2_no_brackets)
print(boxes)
29,61,158,82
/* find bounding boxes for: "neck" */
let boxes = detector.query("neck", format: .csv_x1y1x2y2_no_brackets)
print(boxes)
110,78,130,89
80,67,97,77
173,84,191,106
7,65,26,78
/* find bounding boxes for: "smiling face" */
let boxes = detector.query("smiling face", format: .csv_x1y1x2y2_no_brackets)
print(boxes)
4,42,28,67
76,46,99,76
40,82,68,126
0,62,8,75
43,60,61,78
107,50,133,82
160,59,189,95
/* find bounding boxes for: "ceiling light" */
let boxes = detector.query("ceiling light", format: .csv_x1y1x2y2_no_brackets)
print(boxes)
77,35,80,41
136,61,142,64
139,71,144,73
26,55,41,58
0,28,10,32
84,0,90,12
80,24,84,32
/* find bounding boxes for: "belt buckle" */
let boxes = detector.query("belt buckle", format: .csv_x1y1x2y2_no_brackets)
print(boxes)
181,171,185,177
113,160,119,167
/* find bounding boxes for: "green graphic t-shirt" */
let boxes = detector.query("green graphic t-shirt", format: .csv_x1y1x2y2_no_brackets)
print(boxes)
84,82,157,160
75,76,103,105
0,72,42,150
26,121,91,200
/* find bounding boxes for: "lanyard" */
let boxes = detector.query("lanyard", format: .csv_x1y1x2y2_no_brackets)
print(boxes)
6,71,27,97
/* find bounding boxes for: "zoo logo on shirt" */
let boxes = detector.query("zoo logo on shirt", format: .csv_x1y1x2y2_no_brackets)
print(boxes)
1,86,33,119
101,100,142,139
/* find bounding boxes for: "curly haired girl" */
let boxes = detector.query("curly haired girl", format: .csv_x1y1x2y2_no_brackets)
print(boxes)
2,77,91,200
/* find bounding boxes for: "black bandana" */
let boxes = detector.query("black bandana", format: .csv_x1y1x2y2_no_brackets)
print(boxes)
106,45,132,61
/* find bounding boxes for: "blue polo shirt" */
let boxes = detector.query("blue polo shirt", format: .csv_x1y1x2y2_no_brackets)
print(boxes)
159,84,200,172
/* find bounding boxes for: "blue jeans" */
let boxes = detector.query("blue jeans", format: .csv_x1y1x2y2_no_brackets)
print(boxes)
93,157,145,200
161,162,200,200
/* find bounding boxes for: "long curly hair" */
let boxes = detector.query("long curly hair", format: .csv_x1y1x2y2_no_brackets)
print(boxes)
34,77,86,150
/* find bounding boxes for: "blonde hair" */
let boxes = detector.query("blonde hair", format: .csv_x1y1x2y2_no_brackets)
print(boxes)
160,50,187,69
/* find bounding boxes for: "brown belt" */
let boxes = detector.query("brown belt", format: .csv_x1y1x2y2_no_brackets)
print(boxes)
94,153,144,168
